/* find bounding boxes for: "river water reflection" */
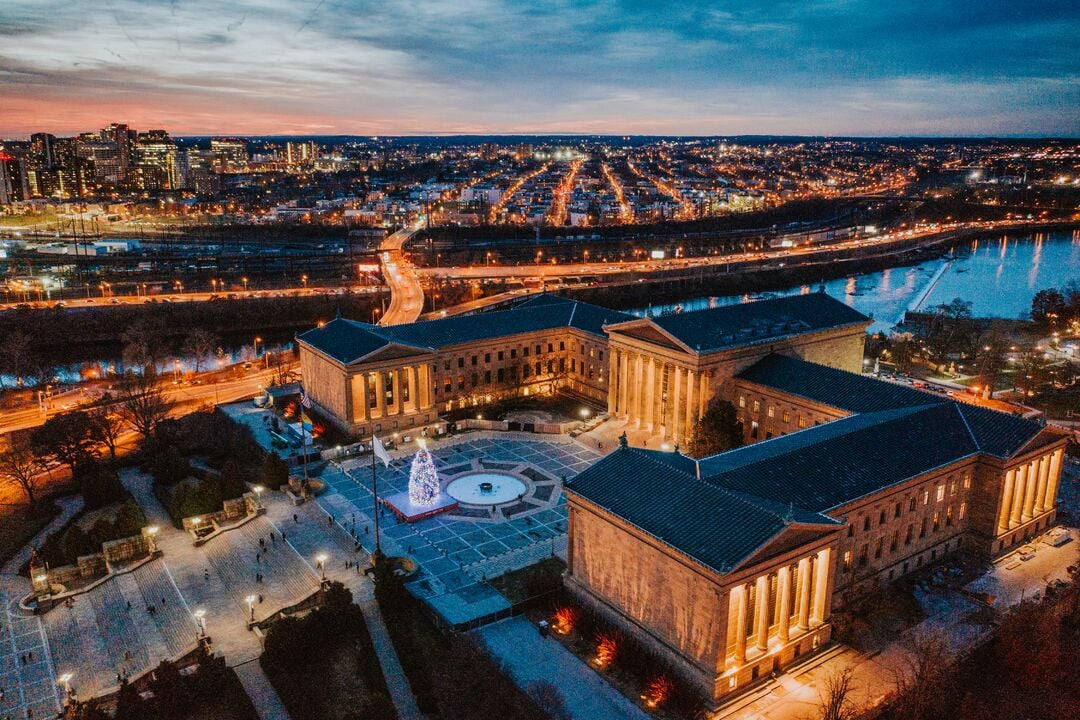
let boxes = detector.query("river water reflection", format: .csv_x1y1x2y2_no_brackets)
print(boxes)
632,230,1080,333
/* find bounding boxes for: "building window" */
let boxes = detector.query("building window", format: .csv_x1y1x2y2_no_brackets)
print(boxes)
752,399,760,413
523,365,531,378
905,524,913,545
458,357,464,368
936,484,945,502
368,375,378,409
843,551,852,571
874,537,883,559
847,524,854,538
946,506,953,527
863,516,870,532
498,351,504,361
750,421,759,439
598,350,604,361
963,472,971,489
471,373,478,387
959,502,967,520
457,376,464,390
909,497,916,513
894,502,902,519
548,343,554,353
890,530,899,552
858,544,868,567
471,355,478,366
484,370,491,384
950,480,957,497
559,341,565,351
768,405,775,418
919,518,927,538
523,347,529,357
798,415,808,428
536,344,542,355
923,489,930,505
484,353,491,363
739,395,746,408
443,379,451,393
782,410,791,423
879,509,886,525
932,512,941,532
497,368,504,382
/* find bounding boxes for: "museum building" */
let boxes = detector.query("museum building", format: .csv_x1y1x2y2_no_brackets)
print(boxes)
565,354,1067,708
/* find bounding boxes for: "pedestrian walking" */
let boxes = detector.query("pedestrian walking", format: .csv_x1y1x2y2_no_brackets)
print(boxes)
256,552,260,563
259,538,265,548
204,569,210,581
293,513,298,523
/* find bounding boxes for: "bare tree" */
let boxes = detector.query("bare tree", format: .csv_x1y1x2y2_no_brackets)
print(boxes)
88,406,125,461
115,375,173,439
121,318,169,375
818,668,860,720
891,631,953,720
181,328,219,373
0,434,47,508
0,330,35,388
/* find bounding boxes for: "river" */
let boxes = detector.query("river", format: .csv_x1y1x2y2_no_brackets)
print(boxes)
631,229,1080,333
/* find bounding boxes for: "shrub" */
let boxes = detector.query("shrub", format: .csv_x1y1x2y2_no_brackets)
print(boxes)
220,460,247,500
262,452,290,488
62,525,94,563
113,497,147,537
76,462,126,509
87,517,116,548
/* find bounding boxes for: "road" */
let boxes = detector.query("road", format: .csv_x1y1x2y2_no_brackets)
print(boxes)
414,219,1054,280
1,285,379,311
0,365,285,436
378,221,425,326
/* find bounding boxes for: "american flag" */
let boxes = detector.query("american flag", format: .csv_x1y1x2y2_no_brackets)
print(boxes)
299,385,313,409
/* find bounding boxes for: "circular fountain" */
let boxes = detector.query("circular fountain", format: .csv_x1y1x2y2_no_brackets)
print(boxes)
445,472,526,505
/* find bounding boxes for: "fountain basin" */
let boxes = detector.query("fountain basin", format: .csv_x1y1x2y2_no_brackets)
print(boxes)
445,472,526,505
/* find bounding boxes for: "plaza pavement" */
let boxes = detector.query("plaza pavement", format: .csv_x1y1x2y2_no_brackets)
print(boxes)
0,581,62,720
476,617,649,720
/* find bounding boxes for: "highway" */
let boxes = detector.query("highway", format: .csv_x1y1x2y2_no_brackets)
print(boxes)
1,285,380,311
413,219,1060,280
377,221,426,326
0,365,285,436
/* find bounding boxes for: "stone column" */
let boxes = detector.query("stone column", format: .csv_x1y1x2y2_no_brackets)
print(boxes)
344,374,355,424
1044,449,1063,511
1033,454,1051,514
644,359,656,430
684,368,696,443
390,369,403,416
734,583,748,664
755,575,770,651
618,350,630,417
797,557,812,631
403,366,415,412
353,374,368,423
607,351,618,414
1022,459,1040,521
777,565,792,642
1009,464,1026,527
374,371,386,418
671,366,683,441
699,370,710,417
997,468,1015,533
634,354,646,427
812,548,831,625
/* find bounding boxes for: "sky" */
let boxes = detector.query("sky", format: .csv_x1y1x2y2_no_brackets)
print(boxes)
1,0,1078,138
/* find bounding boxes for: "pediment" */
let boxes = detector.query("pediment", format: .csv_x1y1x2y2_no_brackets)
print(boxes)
730,524,839,573
607,321,691,352
346,342,434,366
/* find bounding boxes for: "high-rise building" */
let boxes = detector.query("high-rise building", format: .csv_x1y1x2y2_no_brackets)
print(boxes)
210,138,249,174
179,148,219,194
100,123,135,181
133,130,179,190
285,140,318,167
77,139,122,185
0,152,23,203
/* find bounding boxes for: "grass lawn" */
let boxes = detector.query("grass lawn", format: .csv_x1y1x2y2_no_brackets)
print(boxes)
0,502,58,568
488,557,565,604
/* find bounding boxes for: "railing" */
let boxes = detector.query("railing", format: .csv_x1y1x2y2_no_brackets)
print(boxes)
460,535,567,582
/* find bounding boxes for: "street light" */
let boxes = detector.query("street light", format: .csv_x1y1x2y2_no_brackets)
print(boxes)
193,609,207,637
246,594,257,621
242,276,249,291
58,673,73,696
316,553,327,581
253,485,264,508
301,274,308,288
254,336,262,358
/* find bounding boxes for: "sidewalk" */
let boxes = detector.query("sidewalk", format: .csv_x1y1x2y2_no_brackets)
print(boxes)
1,494,84,576
476,616,649,720
234,660,293,720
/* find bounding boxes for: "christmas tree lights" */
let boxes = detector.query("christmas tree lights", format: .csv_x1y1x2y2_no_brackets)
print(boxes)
408,442,440,507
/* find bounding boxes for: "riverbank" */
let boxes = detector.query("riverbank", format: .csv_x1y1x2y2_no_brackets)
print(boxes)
559,221,1080,315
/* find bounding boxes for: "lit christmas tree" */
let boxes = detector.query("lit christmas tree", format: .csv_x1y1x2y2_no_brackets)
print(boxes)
408,443,440,507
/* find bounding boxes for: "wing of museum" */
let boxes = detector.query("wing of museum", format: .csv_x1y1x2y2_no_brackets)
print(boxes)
297,292,1067,708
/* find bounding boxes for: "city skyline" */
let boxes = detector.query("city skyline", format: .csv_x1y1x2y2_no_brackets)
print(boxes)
2,0,1078,138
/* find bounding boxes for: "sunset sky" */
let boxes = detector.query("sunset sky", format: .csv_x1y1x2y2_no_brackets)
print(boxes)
1,0,1077,138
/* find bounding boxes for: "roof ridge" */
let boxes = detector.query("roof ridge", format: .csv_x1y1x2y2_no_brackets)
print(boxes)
950,400,981,451
567,300,578,326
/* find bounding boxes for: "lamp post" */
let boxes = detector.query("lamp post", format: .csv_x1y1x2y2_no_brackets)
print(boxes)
316,553,327,582
253,485,264,509
193,609,207,638
254,336,262,361
58,673,73,701
242,276,249,292
145,525,159,554
191,516,202,540
246,594,257,622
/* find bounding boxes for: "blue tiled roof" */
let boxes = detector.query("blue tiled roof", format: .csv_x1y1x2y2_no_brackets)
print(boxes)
566,447,838,575
297,295,634,364
643,292,869,352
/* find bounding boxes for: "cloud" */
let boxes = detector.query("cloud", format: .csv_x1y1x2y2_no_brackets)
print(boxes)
0,0,1076,136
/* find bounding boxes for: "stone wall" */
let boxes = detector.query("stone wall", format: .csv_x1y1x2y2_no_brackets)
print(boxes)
568,503,728,675
102,535,152,565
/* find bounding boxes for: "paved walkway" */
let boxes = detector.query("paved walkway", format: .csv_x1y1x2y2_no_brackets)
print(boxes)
360,600,423,720
1,494,84,576
477,617,649,720
234,660,292,720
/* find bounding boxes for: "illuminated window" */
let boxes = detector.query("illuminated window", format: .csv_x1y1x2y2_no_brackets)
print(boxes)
739,395,746,408
936,484,945,502
959,502,967,520
767,405,775,418
753,400,760,413
843,551,852,571
782,410,791,423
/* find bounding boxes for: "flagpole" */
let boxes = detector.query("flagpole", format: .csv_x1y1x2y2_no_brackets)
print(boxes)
372,437,381,560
